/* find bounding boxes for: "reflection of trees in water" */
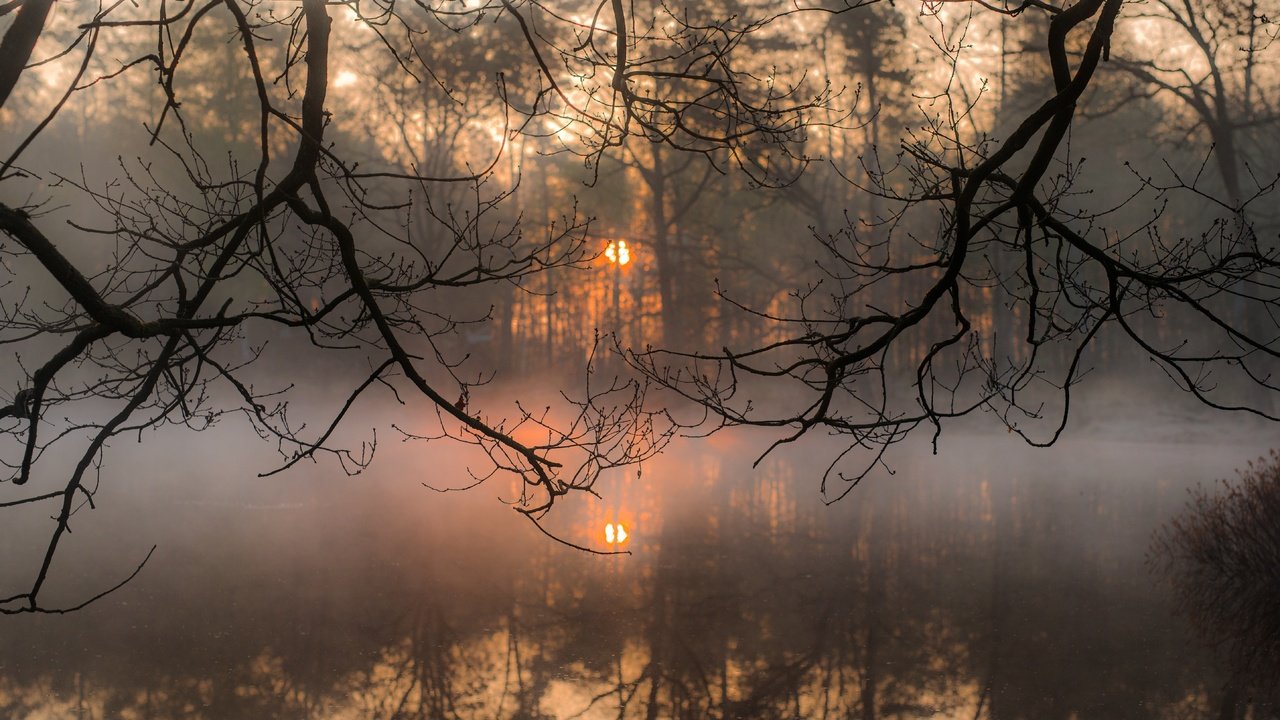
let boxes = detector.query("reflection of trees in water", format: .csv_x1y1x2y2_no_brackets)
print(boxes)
1152,451,1280,716
0,442,1248,718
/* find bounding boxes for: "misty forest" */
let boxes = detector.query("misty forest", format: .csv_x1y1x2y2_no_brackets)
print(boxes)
2,0,1280,717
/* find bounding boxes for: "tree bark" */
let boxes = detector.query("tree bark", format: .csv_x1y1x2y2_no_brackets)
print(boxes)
0,0,54,111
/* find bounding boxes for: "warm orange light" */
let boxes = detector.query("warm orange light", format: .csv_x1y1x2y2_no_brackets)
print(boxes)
604,240,631,266
605,522,629,545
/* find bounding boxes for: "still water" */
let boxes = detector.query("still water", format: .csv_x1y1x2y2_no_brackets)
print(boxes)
0,419,1270,719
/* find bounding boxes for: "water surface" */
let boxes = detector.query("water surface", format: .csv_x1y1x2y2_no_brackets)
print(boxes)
0,419,1268,719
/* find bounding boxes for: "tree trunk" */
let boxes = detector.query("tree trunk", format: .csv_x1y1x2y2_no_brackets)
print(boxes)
0,0,54,110
648,149,681,348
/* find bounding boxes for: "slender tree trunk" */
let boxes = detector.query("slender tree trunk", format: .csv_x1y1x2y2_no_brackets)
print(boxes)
540,164,555,368
648,149,680,348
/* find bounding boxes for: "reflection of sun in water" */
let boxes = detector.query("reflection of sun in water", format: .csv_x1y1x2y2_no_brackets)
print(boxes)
605,522,629,545
334,70,358,89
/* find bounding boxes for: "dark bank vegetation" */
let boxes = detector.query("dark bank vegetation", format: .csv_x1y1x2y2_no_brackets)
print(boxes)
1151,450,1280,714
0,0,1278,615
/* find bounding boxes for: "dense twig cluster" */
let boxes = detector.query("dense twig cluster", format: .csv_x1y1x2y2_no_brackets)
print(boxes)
3,0,1279,614
630,0,1280,495
2,0,829,612
497,0,846,185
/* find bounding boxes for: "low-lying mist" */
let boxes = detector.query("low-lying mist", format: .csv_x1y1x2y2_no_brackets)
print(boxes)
1,376,1271,718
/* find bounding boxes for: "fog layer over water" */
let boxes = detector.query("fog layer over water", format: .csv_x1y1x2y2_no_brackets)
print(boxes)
0,391,1270,720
